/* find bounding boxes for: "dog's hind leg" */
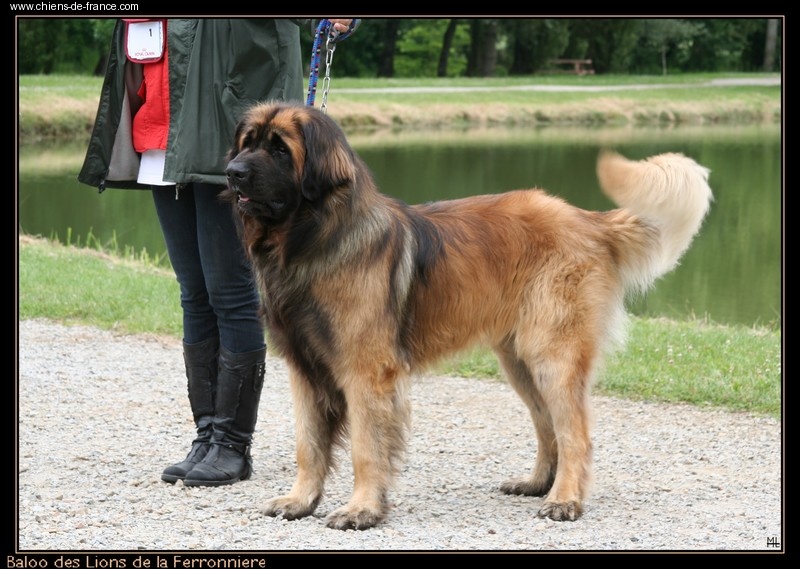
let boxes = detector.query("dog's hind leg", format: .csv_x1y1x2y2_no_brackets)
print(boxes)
494,341,558,498
324,366,411,530
496,334,596,522
535,357,594,522
261,367,345,521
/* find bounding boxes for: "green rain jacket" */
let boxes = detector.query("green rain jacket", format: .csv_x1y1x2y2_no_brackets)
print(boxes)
78,18,305,191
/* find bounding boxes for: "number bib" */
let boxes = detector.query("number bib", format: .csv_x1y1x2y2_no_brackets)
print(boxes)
123,19,166,63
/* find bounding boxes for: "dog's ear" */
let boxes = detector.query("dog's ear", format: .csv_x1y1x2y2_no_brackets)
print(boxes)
300,110,357,201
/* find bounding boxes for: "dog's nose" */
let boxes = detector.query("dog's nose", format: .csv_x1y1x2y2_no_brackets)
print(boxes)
226,160,250,185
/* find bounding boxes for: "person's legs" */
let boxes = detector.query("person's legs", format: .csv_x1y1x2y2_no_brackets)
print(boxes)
153,185,221,482
179,183,267,487
189,183,264,354
152,186,218,344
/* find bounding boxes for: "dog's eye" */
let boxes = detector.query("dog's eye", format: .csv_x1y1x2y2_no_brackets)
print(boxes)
271,141,289,156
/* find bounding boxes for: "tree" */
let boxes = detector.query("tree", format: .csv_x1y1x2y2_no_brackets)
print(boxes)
641,19,703,75
376,19,402,77
15,17,782,77
763,18,780,71
90,19,116,75
503,18,571,75
466,19,499,77
18,19,68,74
393,19,470,77
18,18,109,74
567,19,642,74
685,18,763,72
437,18,459,77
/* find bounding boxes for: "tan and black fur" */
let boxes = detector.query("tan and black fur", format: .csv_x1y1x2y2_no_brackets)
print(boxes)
223,101,713,530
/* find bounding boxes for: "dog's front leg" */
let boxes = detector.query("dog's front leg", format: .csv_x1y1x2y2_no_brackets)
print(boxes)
261,367,340,521
325,369,410,530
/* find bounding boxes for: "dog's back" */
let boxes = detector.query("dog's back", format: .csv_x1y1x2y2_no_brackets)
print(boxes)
401,151,712,370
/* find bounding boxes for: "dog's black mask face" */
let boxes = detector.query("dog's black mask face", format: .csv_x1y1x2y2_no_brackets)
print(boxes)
225,102,358,224
225,132,300,223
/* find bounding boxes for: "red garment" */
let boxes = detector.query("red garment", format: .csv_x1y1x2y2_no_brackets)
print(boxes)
131,44,170,153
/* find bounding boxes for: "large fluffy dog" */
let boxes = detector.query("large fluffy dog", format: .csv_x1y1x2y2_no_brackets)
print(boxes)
224,101,712,530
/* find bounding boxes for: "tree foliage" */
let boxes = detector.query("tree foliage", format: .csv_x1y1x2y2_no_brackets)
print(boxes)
18,18,113,74
503,19,571,75
637,19,703,75
17,17,782,77
394,18,470,77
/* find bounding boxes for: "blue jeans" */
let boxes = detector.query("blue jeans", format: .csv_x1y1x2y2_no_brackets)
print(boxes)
152,183,265,354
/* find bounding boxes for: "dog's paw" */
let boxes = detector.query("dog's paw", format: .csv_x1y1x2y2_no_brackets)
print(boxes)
537,500,582,522
324,504,386,530
500,475,552,497
260,495,319,521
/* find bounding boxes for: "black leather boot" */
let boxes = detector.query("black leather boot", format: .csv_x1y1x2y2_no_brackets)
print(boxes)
161,336,219,483
183,345,266,487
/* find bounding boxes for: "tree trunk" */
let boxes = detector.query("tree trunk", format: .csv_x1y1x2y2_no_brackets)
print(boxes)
478,19,498,76
763,18,779,71
437,18,459,77
377,19,401,78
466,19,498,77
509,20,533,75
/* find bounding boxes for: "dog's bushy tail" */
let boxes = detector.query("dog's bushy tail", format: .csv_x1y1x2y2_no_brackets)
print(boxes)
597,150,713,295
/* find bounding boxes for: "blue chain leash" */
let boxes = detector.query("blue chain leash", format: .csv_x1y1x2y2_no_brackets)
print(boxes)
305,19,357,112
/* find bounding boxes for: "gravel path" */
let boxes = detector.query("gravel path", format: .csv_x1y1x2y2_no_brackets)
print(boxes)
17,319,783,552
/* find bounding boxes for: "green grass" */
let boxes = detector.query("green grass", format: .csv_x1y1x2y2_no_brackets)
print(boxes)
18,72,782,143
443,318,780,417
18,235,781,419
598,318,780,415
332,86,778,107
18,73,105,98
331,72,778,88
19,71,776,94
19,234,181,336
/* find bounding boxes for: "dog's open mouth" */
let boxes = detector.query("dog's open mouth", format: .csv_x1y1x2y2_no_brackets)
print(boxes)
231,187,256,210
233,188,286,215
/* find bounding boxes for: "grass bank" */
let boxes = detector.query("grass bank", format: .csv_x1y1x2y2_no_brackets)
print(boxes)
18,72,782,144
18,235,781,419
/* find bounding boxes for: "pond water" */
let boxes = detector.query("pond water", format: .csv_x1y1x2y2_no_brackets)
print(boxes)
18,123,782,328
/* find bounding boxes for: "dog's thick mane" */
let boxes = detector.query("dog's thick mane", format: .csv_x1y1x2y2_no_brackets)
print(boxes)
232,104,445,292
